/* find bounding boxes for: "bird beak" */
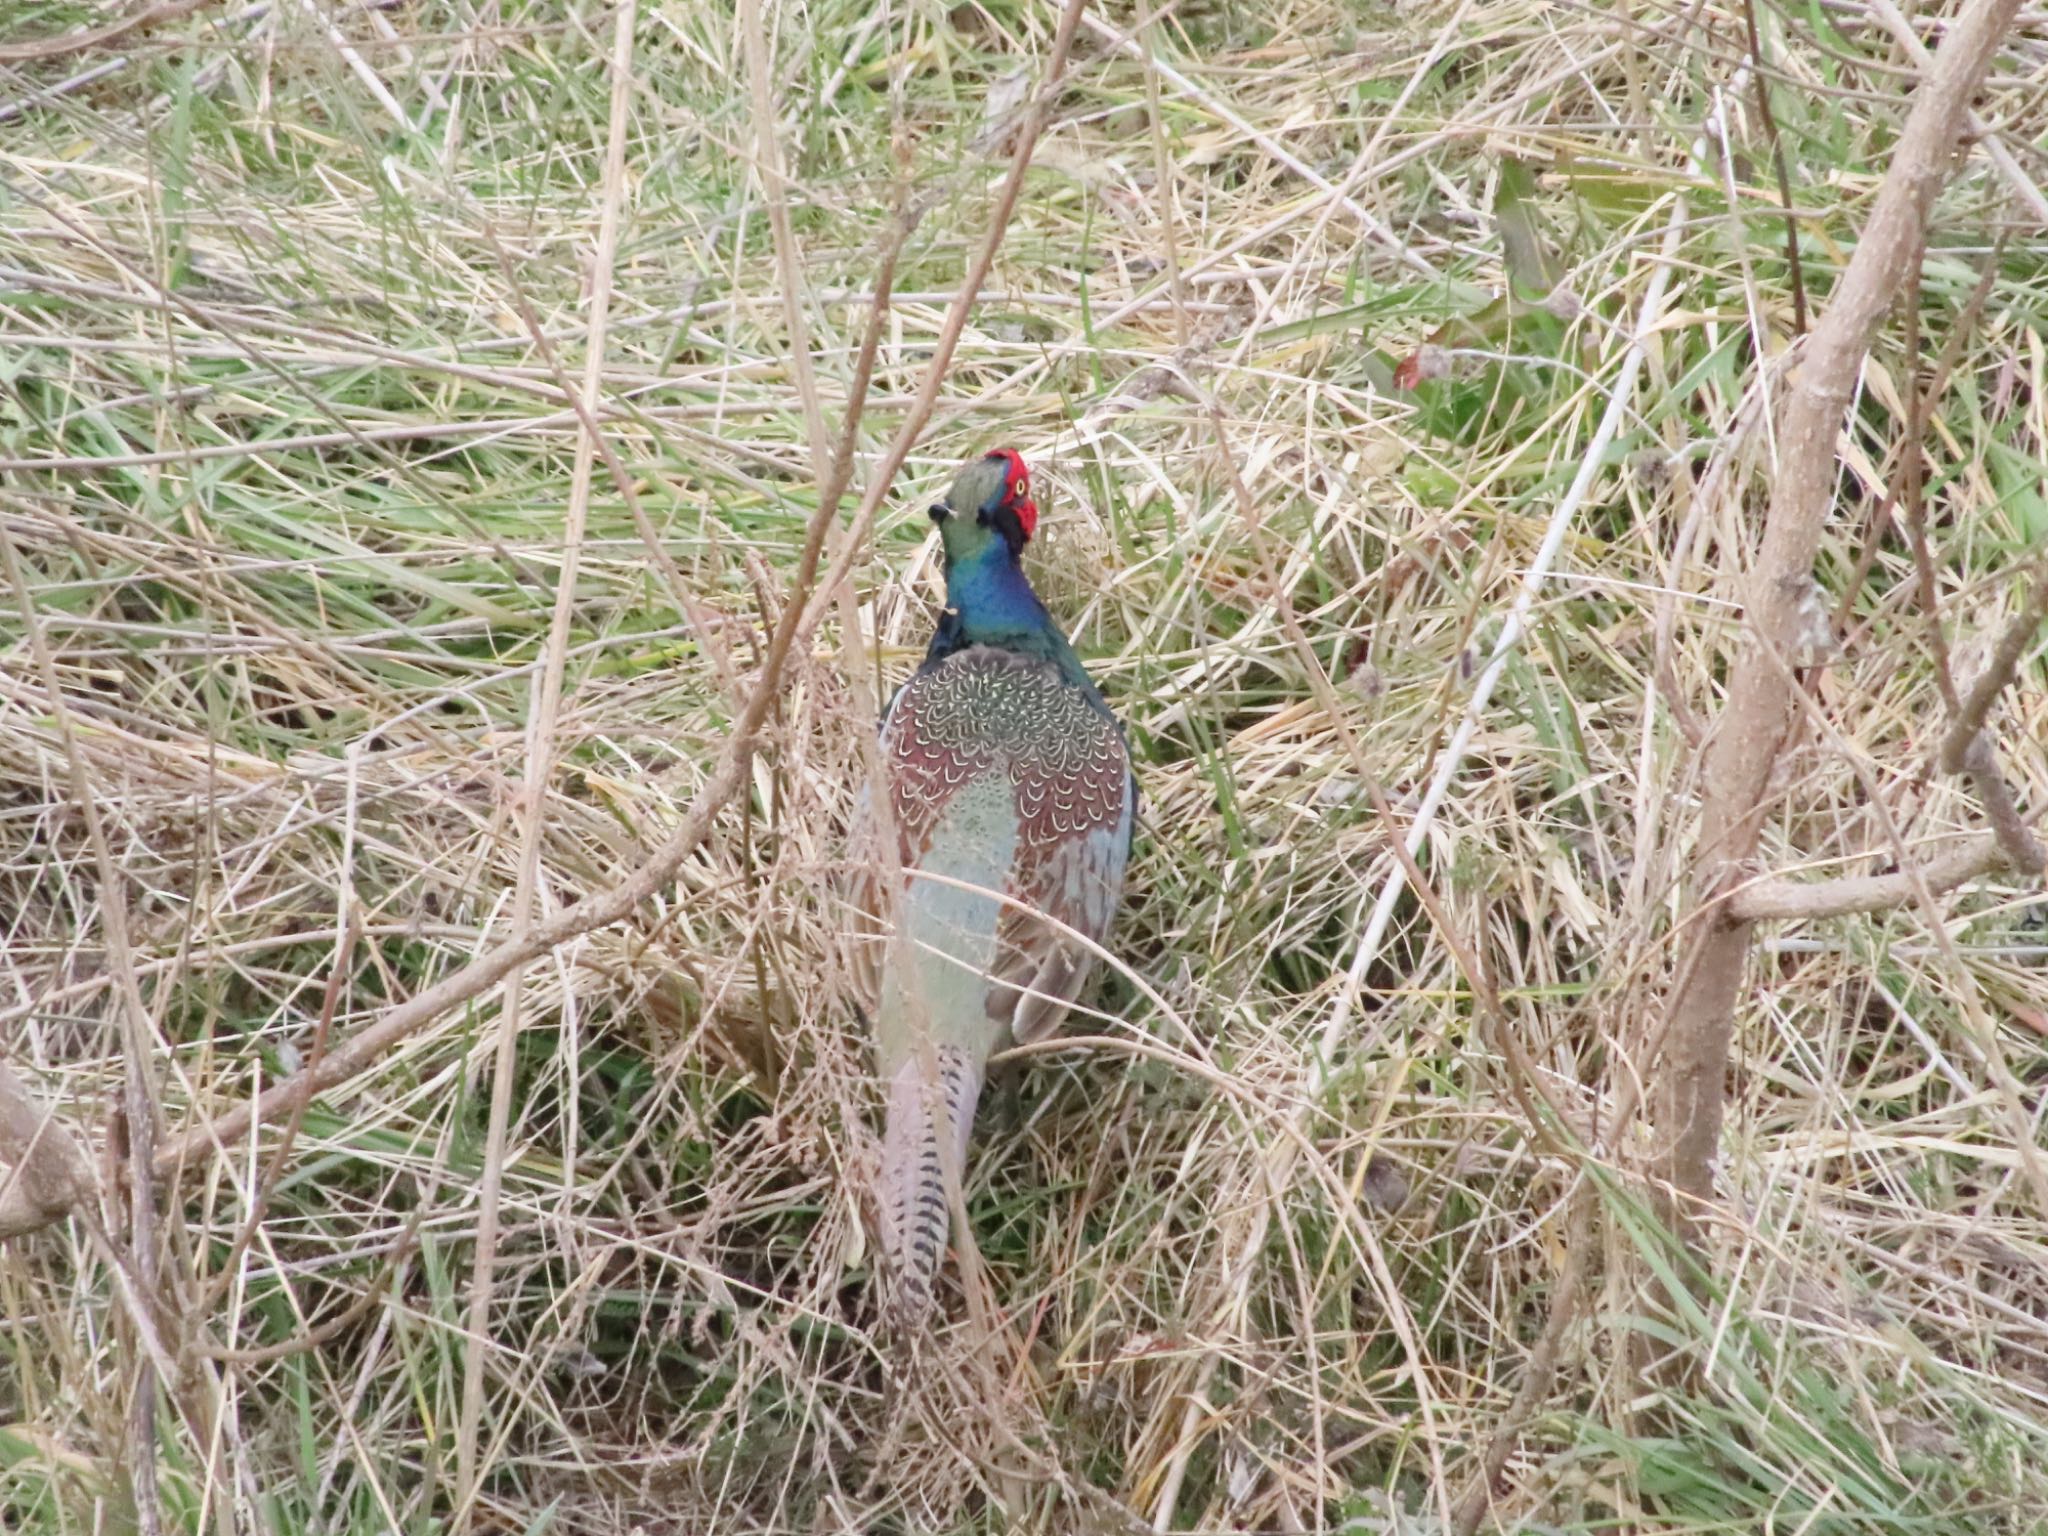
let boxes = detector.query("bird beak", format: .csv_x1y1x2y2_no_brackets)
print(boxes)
928,502,952,525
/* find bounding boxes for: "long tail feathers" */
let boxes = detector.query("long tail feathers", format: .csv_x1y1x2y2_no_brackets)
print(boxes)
877,1046,984,1333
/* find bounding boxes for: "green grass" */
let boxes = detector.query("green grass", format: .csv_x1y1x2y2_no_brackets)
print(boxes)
3,0,2048,1531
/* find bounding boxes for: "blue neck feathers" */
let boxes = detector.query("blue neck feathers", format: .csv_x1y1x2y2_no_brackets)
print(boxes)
923,541,1099,698
946,541,1049,638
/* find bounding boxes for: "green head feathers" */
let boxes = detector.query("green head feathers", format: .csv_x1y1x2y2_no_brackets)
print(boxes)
931,449,1038,562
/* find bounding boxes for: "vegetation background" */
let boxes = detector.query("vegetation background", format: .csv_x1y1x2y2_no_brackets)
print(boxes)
3,0,2046,1531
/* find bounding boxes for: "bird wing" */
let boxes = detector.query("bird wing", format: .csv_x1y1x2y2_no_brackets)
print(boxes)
983,677,1133,1045
853,647,1131,1045
848,663,1001,1019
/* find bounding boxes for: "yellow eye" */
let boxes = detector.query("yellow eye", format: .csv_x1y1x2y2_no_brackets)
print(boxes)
1016,474,1029,496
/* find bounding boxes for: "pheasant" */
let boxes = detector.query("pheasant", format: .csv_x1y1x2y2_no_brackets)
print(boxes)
856,448,1134,1331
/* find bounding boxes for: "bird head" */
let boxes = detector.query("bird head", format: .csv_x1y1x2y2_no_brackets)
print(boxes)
929,448,1038,563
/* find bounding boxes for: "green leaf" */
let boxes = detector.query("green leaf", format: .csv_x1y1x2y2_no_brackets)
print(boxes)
1496,155,1563,302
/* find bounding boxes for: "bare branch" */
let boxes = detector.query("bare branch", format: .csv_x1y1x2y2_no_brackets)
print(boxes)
1957,733,2047,875
1659,0,2026,1231
0,0,205,64
1941,559,2048,773
1728,833,2008,922
781,0,1094,636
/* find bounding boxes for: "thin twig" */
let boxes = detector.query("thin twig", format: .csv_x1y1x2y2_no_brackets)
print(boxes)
0,0,206,64
1834,236,2005,637
196,1203,425,1366
1727,832,2012,921
1351,790,1597,1536
784,0,1094,645
195,910,361,1314
1941,558,2048,774
1,509,170,1533
452,4,637,1525
1956,733,2048,874
1450,1179,1595,1536
1739,0,1807,333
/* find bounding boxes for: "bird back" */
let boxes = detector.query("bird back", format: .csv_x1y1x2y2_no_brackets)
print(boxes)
858,643,1133,1327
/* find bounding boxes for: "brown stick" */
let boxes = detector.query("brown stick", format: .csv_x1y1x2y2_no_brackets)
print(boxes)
194,914,357,1315
1956,734,2047,875
782,0,1093,643
0,0,206,64
1933,561,2048,876
1,491,175,1531
1727,833,2010,922
1657,0,2025,1235
1740,0,1808,334
1941,558,2048,772
1451,1180,1595,1536
1834,236,2005,640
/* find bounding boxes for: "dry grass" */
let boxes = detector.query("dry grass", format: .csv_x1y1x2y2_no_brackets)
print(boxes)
4,0,2048,1531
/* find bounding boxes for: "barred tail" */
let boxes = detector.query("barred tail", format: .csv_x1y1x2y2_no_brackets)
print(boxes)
877,1045,984,1332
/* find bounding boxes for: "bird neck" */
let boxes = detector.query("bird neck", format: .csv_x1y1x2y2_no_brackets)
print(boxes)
926,542,1094,689
945,540,1046,634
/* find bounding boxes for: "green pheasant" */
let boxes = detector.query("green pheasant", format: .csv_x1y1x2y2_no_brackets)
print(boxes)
855,448,1134,1331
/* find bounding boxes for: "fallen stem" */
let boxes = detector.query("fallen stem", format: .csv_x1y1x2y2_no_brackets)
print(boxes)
1727,833,2011,921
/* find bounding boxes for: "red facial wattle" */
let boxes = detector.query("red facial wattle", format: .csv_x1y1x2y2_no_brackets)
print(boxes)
993,447,1038,543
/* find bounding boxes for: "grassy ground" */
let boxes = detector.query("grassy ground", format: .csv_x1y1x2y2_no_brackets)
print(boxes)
4,0,2048,1531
